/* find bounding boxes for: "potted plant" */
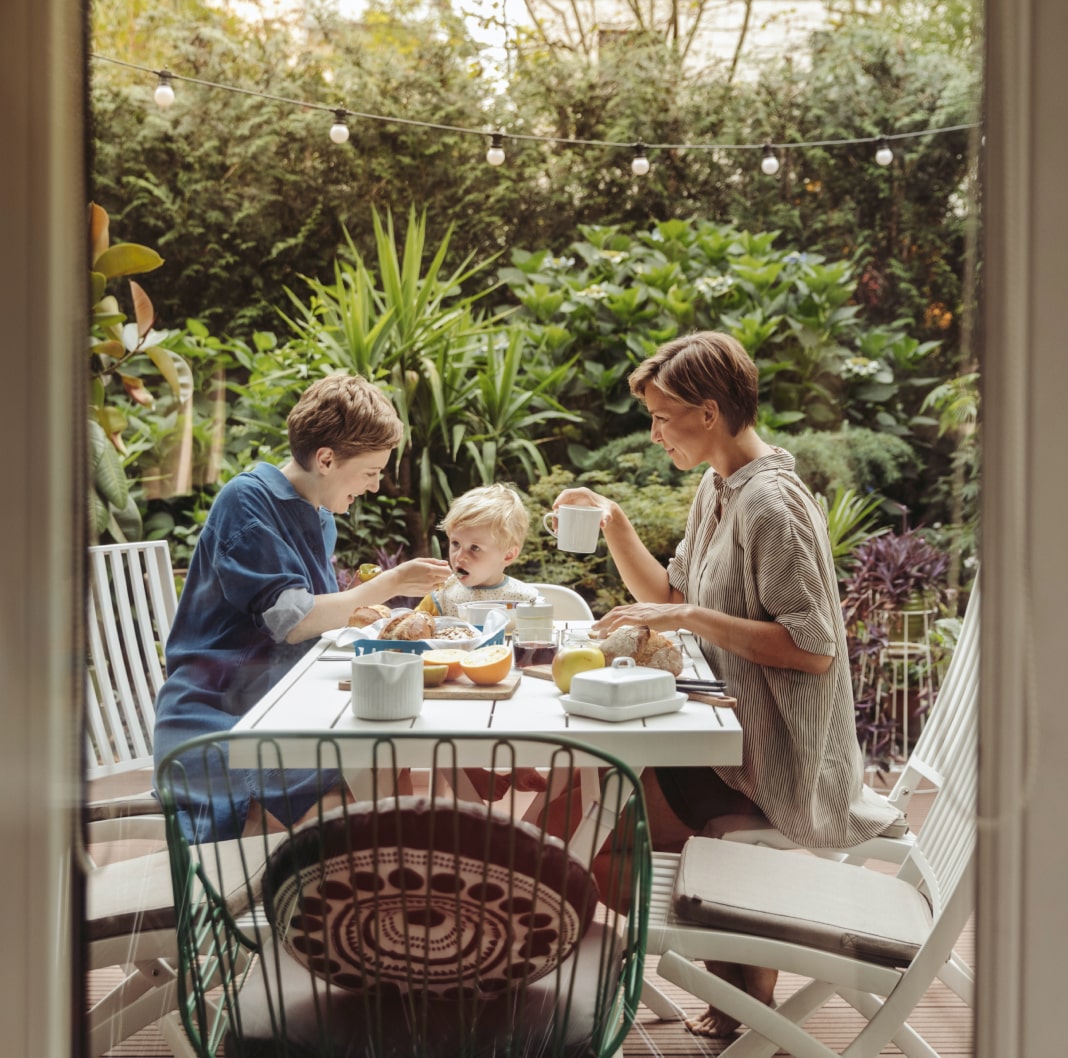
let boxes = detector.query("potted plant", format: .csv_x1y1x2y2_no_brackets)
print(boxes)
842,526,950,637
841,526,951,762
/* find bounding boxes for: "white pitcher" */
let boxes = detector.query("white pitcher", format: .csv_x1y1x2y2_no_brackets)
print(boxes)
350,651,424,720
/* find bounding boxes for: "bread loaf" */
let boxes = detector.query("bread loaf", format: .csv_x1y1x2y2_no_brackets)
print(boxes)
379,611,436,641
599,625,684,675
346,604,392,628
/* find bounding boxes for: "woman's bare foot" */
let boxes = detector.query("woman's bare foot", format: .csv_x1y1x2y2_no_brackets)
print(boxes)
683,962,778,1038
686,1005,742,1038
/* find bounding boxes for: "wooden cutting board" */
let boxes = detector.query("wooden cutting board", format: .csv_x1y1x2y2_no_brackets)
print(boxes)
338,670,521,700
520,664,555,681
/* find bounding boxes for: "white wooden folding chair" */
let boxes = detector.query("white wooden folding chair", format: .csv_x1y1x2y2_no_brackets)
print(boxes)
85,540,178,833
695,578,980,1010
83,540,182,1054
642,587,979,1056
530,583,596,621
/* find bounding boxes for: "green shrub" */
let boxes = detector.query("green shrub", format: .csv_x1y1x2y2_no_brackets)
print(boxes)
768,424,918,504
569,431,689,487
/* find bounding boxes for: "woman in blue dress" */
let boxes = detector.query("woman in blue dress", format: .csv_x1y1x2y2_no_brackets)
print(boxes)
153,374,452,841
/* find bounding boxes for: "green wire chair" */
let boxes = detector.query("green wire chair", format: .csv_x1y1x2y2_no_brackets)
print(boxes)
157,731,651,1058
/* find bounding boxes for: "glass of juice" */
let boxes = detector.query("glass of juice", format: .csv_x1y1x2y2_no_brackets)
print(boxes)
510,627,559,670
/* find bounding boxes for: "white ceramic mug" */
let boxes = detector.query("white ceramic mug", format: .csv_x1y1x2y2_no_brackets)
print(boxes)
542,505,604,553
350,651,424,721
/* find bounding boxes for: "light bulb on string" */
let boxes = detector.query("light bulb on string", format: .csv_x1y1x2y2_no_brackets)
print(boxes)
875,137,894,166
329,110,350,145
631,143,650,176
486,132,506,166
760,144,780,176
154,70,175,109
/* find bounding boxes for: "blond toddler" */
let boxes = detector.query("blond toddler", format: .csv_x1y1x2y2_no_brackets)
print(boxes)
418,483,541,616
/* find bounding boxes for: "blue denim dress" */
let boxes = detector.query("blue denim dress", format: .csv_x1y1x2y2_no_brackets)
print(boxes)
153,464,341,841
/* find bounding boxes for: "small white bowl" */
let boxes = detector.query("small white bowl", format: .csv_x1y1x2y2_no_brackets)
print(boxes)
568,657,676,707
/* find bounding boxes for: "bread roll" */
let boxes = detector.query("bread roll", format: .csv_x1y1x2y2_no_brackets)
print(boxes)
599,625,684,676
346,604,392,628
379,611,436,641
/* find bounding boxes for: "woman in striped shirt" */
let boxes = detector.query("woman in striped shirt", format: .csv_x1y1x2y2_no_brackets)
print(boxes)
553,331,901,1037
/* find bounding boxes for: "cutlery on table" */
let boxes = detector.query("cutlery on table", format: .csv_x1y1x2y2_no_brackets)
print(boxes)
676,676,727,690
675,677,730,699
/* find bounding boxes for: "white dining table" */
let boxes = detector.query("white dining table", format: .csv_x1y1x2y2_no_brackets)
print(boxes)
232,626,742,776
233,626,741,867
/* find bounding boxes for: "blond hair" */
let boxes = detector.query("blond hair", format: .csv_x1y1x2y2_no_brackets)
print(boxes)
439,484,529,552
629,331,758,436
287,374,403,469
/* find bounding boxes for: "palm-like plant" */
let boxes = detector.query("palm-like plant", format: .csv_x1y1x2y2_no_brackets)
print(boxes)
816,486,889,585
278,207,580,554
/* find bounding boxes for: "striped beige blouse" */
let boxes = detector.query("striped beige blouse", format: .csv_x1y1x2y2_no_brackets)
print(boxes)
667,448,900,847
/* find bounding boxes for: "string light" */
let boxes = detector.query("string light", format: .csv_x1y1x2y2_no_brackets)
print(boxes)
875,137,894,166
760,144,780,175
329,109,350,145
486,132,506,166
153,69,175,109
93,55,979,164
631,143,650,176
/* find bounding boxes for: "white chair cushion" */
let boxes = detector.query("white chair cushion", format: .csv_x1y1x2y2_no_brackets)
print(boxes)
88,834,285,942
672,837,933,968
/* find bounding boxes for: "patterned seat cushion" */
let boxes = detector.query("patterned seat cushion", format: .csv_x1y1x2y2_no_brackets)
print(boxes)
262,797,598,998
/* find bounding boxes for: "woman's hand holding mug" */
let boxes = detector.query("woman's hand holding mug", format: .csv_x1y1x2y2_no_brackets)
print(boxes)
544,488,612,553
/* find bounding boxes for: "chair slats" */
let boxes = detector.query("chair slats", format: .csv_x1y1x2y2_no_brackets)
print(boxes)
86,541,177,776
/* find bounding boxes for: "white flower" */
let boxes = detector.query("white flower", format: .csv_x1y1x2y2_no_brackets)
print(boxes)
694,275,734,298
841,356,882,380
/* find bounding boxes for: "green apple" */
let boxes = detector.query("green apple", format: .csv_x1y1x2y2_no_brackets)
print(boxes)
551,645,606,693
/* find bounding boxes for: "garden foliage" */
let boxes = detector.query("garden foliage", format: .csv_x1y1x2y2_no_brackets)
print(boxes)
88,0,981,760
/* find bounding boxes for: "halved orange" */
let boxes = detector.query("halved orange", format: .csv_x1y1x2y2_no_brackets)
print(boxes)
459,644,514,686
421,648,469,681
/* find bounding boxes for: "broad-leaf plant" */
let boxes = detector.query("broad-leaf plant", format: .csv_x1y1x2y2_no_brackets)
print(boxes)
88,202,192,540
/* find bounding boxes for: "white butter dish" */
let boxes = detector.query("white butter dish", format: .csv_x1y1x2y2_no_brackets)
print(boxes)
568,656,676,707
560,691,687,723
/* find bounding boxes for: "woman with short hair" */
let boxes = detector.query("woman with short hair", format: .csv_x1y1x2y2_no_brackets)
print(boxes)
554,332,901,1036
154,373,451,842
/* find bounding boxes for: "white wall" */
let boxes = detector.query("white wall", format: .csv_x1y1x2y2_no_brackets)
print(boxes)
0,0,85,1053
978,0,1068,1053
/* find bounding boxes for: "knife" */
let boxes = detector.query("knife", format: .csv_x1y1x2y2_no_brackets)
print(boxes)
676,677,734,706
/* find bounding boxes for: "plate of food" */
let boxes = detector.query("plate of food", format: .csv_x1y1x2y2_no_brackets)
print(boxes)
322,607,507,654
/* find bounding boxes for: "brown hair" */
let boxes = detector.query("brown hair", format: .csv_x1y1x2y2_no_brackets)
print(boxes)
439,484,529,553
287,374,403,469
628,331,758,435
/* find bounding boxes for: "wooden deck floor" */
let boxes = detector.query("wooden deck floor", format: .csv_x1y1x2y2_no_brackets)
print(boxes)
93,942,975,1058
93,782,974,1057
